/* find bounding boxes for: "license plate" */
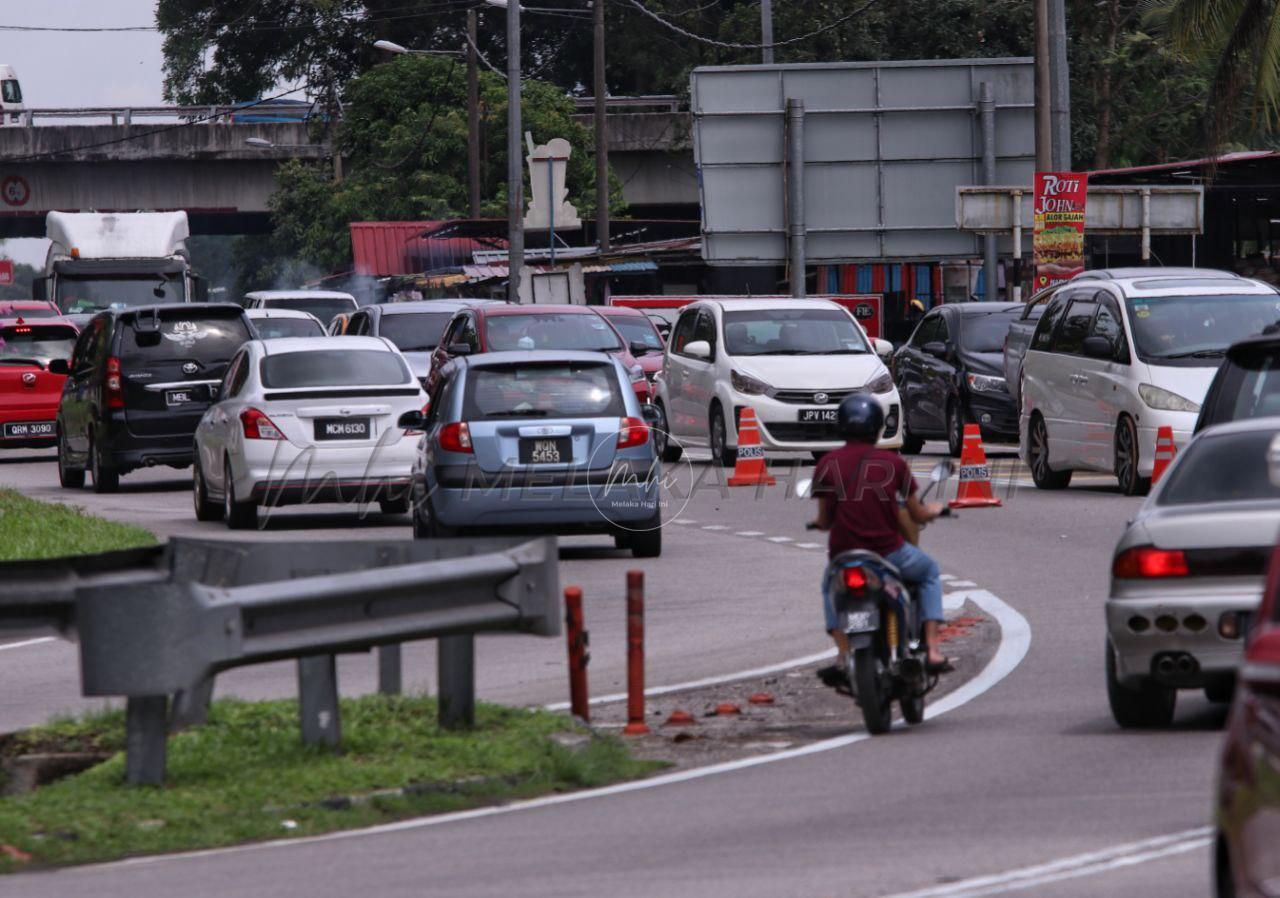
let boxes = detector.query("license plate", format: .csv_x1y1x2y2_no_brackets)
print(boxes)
315,417,371,440
799,408,839,423
165,389,195,407
2,421,54,439
845,610,875,632
519,437,571,464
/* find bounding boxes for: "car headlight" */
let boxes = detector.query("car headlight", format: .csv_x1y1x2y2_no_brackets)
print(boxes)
730,369,771,395
865,371,895,395
966,373,1007,394
1138,383,1200,413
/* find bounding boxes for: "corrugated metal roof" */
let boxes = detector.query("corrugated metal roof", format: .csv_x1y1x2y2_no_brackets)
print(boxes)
1090,150,1278,177
350,222,502,277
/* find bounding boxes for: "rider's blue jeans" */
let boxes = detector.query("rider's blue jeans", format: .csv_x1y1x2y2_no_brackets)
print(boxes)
822,542,944,632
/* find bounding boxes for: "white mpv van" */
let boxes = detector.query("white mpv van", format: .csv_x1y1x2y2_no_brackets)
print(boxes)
1019,269,1280,494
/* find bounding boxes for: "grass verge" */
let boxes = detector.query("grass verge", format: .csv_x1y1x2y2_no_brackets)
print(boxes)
0,695,661,870
0,489,155,561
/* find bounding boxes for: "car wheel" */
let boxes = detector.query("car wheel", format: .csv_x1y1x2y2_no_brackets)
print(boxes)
423,498,458,538
1028,414,1072,490
1115,416,1151,497
653,402,683,464
629,512,662,558
709,404,735,468
89,434,119,494
946,400,966,458
411,500,431,539
899,415,925,455
57,427,85,489
192,456,222,522
379,495,411,516
1215,833,1236,898
1106,640,1176,728
223,456,258,530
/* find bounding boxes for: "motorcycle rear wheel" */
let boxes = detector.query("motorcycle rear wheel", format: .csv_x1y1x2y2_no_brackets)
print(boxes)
853,646,893,735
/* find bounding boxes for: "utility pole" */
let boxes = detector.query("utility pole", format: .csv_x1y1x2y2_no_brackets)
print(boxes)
1033,0,1052,172
1048,0,1071,170
593,0,609,251
506,0,524,302
467,9,481,218
761,0,774,64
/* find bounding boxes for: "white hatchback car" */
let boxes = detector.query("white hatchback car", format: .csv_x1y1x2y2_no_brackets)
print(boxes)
1020,269,1280,494
651,298,901,464
241,290,358,328
245,307,326,340
192,336,427,528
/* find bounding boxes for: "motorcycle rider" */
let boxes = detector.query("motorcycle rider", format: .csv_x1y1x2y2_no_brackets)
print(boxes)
809,394,953,678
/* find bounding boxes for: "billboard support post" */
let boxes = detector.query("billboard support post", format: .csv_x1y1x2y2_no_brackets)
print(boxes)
1011,191,1023,303
786,97,806,298
980,82,997,302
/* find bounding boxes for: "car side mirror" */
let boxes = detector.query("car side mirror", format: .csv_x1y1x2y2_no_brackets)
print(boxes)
872,338,893,360
629,340,654,356
398,410,426,430
683,339,712,360
48,358,70,376
923,341,949,360
447,343,472,356
1082,335,1114,359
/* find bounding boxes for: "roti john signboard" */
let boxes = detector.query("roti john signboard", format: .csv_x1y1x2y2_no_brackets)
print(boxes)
1033,172,1088,290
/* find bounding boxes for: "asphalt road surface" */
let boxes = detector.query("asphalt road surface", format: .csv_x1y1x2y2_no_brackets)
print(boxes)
0,444,1224,897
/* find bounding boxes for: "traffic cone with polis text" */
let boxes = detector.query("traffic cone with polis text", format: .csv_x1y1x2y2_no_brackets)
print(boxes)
727,407,776,487
949,424,1002,508
1152,426,1176,484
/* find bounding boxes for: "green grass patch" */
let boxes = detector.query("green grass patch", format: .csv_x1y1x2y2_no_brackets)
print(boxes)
0,489,155,561
0,695,661,869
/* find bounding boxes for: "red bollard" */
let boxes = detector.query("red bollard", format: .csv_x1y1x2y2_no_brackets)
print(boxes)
623,570,650,736
564,586,590,723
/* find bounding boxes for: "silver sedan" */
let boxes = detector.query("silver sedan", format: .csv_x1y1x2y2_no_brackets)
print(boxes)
1106,416,1280,727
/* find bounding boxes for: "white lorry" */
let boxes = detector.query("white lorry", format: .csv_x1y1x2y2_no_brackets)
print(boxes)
35,211,207,322
0,65,24,125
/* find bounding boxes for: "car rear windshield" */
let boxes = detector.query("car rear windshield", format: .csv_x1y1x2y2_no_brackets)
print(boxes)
605,315,664,350
960,310,1019,353
265,297,355,325
484,313,622,352
463,362,625,419
1157,428,1280,505
119,311,250,365
723,309,868,356
1126,293,1280,365
2,306,56,319
260,349,410,388
378,311,453,352
253,317,324,339
0,324,77,366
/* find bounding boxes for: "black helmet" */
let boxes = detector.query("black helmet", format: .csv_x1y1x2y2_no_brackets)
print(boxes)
836,393,884,442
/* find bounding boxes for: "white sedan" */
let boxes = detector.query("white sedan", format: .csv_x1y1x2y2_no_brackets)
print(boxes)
192,336,428,528
245,307,327,340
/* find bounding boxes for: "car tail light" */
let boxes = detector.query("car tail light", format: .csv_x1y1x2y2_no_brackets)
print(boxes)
1112,546,1189,579
617,416,649,449
439,421,472,453
843,567,868,590
105,356,124,409
240,407,284,440
403,403,431,436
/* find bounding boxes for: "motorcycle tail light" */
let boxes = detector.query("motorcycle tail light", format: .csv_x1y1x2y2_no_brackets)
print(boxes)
1112,546,1189,579
843,567,868,590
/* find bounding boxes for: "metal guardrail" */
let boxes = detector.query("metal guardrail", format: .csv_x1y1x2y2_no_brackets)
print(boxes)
11,105,322,127
0,536,560,785
571,95,682,113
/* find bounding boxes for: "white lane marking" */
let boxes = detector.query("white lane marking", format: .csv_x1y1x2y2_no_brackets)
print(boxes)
0,636,56,652
945,580,976,588
939,574,956,582
879,827,1213,898
766,536,792,543
735,530,764,537
700,525,729,531
672,519,696,525
82,588,1031,872
795,542,823,550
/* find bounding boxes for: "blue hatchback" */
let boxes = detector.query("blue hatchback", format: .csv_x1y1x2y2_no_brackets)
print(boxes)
402,350,663,557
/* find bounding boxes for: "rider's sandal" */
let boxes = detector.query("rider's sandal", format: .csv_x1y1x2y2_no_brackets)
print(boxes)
926,657,956,674
816,664,846,688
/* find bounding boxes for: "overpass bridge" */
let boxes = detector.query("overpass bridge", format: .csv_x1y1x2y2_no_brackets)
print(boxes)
0,103,694,238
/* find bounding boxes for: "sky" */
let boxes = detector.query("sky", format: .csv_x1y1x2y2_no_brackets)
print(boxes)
2,0,166,266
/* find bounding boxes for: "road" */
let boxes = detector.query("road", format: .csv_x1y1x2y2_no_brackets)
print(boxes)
0,444,1223,897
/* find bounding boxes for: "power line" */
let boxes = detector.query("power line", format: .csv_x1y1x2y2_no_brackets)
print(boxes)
612,0,884,50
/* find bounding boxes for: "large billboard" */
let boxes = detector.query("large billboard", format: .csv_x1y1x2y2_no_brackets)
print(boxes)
691,58,1035,264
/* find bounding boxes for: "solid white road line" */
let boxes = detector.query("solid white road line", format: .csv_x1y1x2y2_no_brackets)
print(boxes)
77,587,1032,873
879,827,1213,898
0,636,56,652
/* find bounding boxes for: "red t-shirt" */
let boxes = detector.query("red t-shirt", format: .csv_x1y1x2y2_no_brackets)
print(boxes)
813,442,917,558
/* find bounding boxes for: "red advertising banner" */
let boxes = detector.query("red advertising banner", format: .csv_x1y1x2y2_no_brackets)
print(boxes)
1033,171,1088,290
0,260,12,287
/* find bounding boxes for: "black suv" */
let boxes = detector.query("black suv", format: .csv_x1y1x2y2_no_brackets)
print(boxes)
53,304,252,492
1195,331,1280,433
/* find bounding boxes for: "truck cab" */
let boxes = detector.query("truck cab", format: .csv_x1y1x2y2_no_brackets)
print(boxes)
0,65,24,126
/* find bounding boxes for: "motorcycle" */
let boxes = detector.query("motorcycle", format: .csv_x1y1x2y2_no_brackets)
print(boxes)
800,460,953,735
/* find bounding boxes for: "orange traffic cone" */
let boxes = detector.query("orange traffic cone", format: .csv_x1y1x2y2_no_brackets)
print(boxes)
727,407,776,487
1152,426,1176,484
950,424,1002,508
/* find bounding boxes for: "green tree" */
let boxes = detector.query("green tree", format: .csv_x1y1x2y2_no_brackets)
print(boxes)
257,55,624,279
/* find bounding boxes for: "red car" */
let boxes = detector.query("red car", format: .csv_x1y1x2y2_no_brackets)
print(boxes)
594,305,665,385
427,304,651,402
1216,545,1280,897
0,316,78,448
